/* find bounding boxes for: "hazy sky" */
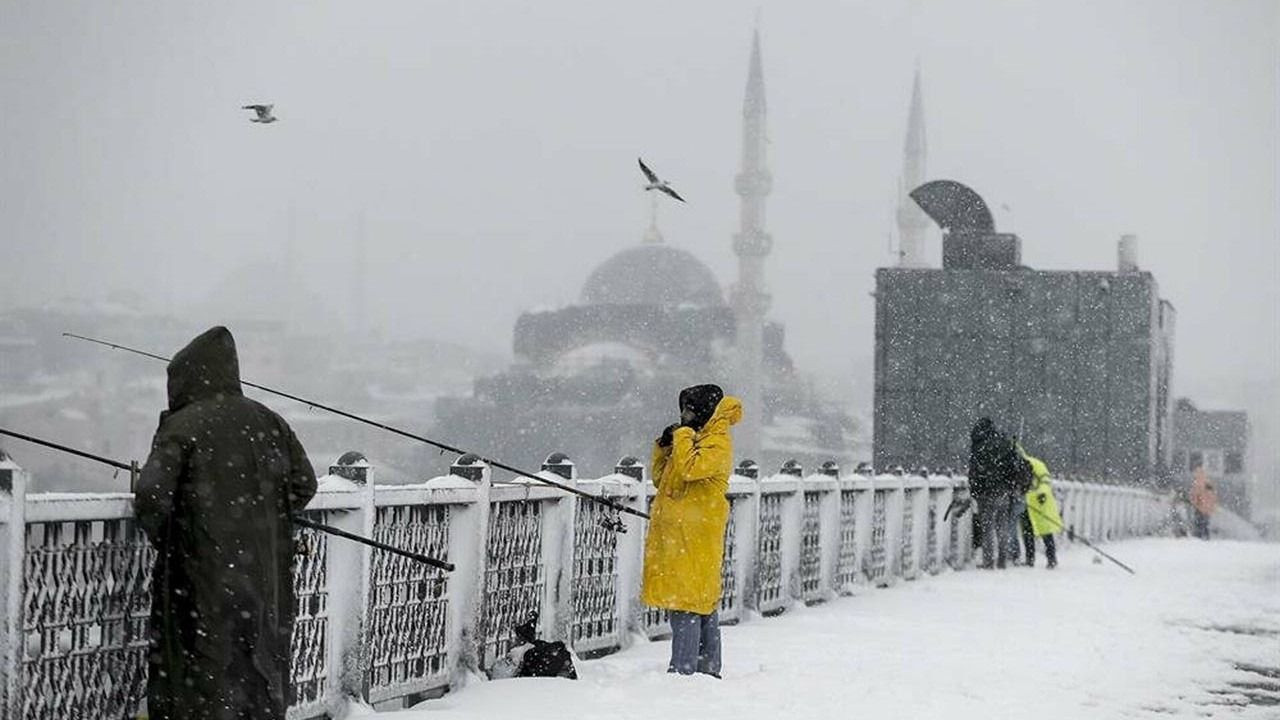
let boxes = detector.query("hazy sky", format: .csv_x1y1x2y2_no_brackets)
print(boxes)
3,1,1276,417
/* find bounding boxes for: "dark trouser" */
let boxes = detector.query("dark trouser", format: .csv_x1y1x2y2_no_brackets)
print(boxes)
668,610,721,676
1020,509,1035,563
975,491,1012,567
1024,531,1057,566
1194,511,1210,540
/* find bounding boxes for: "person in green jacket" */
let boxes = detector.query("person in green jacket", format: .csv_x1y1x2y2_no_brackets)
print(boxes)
1017,446,1062,569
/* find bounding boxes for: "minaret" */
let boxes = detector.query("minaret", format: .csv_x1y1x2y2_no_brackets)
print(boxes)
896,67,929,267
731,29,772,463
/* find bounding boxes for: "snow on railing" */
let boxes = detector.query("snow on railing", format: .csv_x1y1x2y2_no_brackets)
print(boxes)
0,456,1170,719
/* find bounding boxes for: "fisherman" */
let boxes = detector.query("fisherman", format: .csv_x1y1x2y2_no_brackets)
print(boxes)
1017,444,1061,569
642,384,742,677
134,326,317,720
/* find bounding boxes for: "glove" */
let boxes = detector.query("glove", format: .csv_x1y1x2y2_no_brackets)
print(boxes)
657,423,679,448
1036,493,1047,505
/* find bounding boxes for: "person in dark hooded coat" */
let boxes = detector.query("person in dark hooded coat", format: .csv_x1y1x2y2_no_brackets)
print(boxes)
135,326,317,720
968,417,1017,569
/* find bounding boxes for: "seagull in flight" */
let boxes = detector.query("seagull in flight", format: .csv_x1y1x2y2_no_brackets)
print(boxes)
243,104,278,123
638,158,685,203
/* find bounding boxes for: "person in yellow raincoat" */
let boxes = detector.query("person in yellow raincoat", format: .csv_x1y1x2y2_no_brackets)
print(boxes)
642,384,742,677
1017,445,1062,569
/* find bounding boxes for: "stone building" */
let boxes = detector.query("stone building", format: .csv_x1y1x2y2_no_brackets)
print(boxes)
874,180,1176,483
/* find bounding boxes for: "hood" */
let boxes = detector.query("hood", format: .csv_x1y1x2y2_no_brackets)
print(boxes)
699,396,743,436
167,326,243,411
970,417,996,444
679,383,725,431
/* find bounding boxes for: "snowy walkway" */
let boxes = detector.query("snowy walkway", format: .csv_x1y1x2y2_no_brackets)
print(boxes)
359,539,1280,719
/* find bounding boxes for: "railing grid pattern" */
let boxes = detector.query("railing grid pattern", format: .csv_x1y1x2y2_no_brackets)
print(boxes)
0,461,1166,719
799,491,823,600
367,504,451,693
19,518,151,720
478,500,545,669
754,493,785,610
836,490,860,588
570,497,619,649
290,509,331,712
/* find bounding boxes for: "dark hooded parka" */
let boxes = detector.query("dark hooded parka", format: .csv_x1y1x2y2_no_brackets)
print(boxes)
967,417,1017,498
135,327,317,720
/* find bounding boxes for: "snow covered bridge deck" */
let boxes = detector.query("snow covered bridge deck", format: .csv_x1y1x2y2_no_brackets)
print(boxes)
2,454,1269,719
368,539,1279,720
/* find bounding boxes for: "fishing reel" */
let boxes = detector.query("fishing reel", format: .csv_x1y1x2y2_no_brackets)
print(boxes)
598,513,627,534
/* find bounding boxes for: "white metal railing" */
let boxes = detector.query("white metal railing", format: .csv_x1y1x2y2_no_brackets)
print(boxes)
0,456,1170,719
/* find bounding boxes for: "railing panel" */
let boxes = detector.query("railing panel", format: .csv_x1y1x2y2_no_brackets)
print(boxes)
718,497,740,618
290,508,331,716
20,517,151,720
867,489,890,585
366,503,451,701
477,499,546,669
799,491,823,601
569,496,619,654
754,492,786,613
835,489,860,590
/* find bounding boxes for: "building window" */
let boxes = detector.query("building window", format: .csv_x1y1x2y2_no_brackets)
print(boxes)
1225,451,1244,474
1189,451,1203,471
1206,451,1223,474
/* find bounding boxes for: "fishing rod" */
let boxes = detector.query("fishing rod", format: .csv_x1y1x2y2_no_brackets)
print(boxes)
65,332,648,521
1024,495,1135,575
0,427,455,571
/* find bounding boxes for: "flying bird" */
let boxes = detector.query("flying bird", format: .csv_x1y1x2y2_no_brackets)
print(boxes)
243,104,278,123
638,158,685,203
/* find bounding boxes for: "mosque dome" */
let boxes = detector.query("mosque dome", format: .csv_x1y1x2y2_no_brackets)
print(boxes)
580,245,725,307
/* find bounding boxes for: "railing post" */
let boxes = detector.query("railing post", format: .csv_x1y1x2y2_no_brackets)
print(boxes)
540,453,577,645
816,461,841,600
735,460,762,615
322,452,376,709
438,453,490,682
610,457,645,646
880,469,907,585
0,457,27,718
777,460,804,607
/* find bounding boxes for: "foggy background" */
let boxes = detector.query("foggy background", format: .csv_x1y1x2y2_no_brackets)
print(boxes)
2,2,1276,509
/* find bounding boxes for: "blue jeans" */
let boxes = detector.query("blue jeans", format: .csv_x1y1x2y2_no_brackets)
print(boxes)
668,610,721,676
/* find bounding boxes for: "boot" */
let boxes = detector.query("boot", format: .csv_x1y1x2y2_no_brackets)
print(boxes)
1046,557,1057,569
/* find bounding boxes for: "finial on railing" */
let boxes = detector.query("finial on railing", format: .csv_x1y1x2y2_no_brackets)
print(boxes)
734,459,759,479
780,459,803,477
450,453,488,482
541,452,576,480
915,465,931,477
614,456,644,481
819,460,840,477
330,451,370,485
854,461,874,476
890,465,907,477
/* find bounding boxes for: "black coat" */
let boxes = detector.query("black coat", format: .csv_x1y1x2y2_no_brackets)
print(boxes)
967,418,1018,498
136,327,317,720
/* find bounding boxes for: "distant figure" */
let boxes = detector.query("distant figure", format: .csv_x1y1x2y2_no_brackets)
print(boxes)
968,418,1018,569
642,384,741,677
243,104,278,123
1190,464,1217,540
638,157,687,203
135,327,316,720
1017,445,1061,569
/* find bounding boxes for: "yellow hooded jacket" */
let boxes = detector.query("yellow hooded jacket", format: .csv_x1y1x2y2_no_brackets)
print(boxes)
641,396,743,615
1021,451,1064,537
